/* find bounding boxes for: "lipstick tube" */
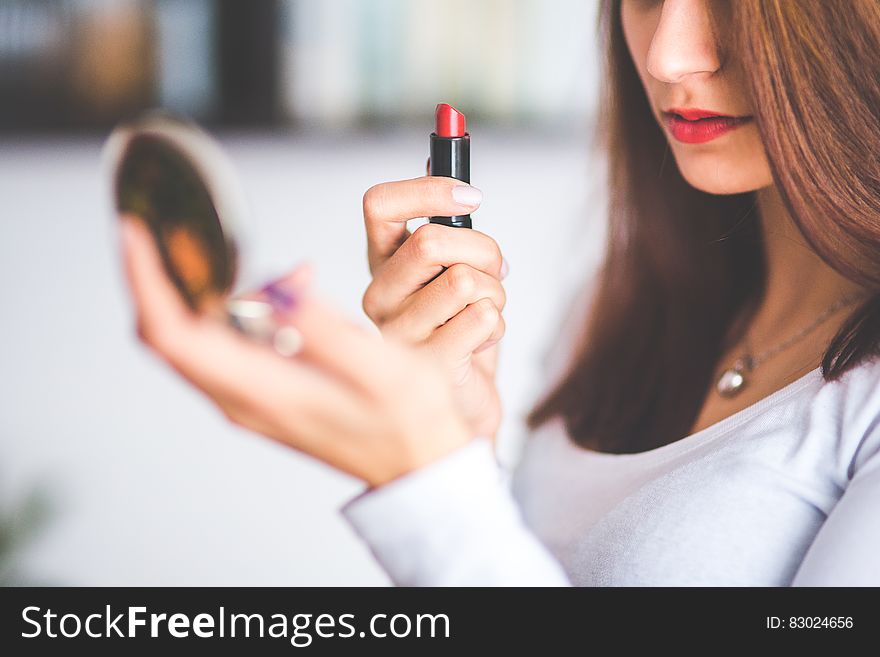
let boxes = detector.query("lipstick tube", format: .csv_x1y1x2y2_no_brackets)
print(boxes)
429,103,471,229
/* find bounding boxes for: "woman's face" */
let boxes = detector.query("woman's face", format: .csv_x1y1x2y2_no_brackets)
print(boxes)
620,0,772,194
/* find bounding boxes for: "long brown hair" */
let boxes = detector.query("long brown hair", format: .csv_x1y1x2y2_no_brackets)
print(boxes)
526,0,880,453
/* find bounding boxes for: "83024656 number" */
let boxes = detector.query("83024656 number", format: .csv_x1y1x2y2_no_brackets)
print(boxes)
766,616,853,629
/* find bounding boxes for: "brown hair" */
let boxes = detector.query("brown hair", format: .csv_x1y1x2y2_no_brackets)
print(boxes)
526,0,880,453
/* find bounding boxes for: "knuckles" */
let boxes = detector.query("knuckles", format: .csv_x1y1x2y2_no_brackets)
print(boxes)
135,317,151,345
134,313,192,367
444,263,477,298
472,297,500,325
492,312,507,341
361,282,381,322
136,315,169,351
362,183,387,222
409,222,446,263
477,232,504,278
442,264,506,311
221,405,245,428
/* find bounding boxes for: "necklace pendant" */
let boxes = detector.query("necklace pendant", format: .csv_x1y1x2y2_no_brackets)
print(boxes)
716,355,753,398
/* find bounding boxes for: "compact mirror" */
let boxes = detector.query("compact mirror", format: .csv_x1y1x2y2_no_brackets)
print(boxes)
103,112,281,342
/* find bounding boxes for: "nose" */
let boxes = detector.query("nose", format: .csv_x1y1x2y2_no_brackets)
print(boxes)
646,0,722,83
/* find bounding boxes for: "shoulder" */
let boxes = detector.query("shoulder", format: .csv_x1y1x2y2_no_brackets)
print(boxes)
815,355,880,479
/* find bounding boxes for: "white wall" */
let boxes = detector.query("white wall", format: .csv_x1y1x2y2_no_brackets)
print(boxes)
0,127,606,584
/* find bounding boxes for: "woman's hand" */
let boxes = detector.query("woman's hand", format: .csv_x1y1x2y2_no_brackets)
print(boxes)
361,176,507,440
119,216,472,488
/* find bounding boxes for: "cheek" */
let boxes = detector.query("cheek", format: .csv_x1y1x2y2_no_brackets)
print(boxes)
620,3,660,103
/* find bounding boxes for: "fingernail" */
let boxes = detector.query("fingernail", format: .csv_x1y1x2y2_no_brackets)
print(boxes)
500,257,509,280
452,184,482,208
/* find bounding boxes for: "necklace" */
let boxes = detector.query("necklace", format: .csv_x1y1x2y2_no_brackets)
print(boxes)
715,291,870,398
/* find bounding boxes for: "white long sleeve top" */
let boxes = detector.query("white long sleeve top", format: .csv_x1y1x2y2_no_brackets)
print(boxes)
340,354,880,586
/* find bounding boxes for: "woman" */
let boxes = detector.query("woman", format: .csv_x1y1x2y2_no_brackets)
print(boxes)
120,0,880,585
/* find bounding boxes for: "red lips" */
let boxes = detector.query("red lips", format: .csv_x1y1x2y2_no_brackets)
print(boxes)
662,107,753,144
665,107,736,121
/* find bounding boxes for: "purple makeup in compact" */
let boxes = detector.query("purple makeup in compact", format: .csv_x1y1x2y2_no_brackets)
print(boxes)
261,280,299,313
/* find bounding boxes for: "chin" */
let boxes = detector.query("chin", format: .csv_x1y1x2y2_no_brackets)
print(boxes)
675,159,772,196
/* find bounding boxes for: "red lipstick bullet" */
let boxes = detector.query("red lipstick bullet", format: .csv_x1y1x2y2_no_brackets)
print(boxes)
435,103,467,138
429,102,471,228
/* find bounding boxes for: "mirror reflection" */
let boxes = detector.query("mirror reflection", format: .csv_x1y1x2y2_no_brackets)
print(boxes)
105,113,278,340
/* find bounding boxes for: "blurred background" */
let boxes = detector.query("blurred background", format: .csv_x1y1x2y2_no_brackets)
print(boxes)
0,0,607,584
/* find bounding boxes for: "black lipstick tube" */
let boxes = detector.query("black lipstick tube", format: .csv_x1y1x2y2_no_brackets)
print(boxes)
429,132,471,229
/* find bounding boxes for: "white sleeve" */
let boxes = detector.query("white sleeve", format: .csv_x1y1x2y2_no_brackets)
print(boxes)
791,429,880,585
339,436,572,586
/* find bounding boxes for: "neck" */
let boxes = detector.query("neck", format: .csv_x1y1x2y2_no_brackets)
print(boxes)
747,185,865,345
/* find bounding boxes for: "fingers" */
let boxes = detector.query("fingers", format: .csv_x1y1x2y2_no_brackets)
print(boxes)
380,263,506,342
119,215,199,359
363,176,482,273
276,290,408,399
363,223,504,323
425,298,506,376
120,215,352,421
121,211,390,403
230,261,402,400
276,260,315,291
121,214,465,474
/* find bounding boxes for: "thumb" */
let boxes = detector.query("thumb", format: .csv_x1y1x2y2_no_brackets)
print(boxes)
276,261,315,293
